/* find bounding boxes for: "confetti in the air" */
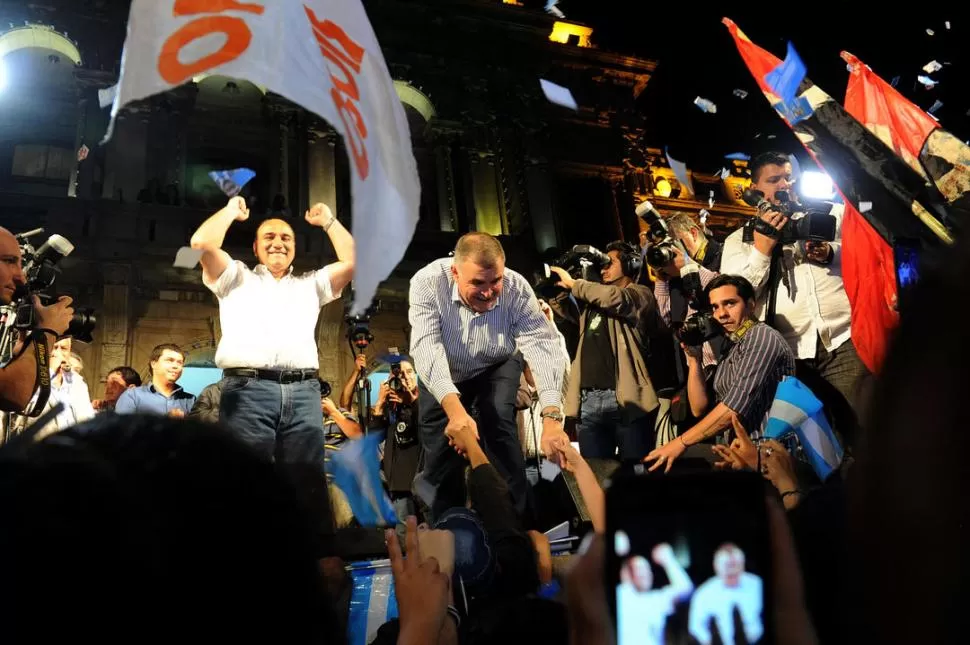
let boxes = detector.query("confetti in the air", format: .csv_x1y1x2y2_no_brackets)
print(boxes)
929,99,943,114
917,75,938,88
208,168,256,197
545,0,565,19
926,28,935,36
694,96,717,113
923,60,942,74
540,79,578,110
859,201,873,213
173,247,204,269
733,89,748,99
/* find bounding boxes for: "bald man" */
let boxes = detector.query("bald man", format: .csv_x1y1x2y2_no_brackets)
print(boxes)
190,197,354,548
0,227,74,412
688,543,763,645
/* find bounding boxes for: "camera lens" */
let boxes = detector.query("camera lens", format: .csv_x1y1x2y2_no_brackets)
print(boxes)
67,307,97,344
646,244,675,269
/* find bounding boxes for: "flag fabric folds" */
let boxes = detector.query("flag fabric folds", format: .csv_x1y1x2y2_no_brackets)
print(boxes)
329,432,397,527
843,51,970,214
107,0,420,314
722,18,956,373
763,377,844,481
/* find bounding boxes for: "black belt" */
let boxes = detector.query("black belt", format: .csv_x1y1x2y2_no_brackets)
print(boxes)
223,367,318,384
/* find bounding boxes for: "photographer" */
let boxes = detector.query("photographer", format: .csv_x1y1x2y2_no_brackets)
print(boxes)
549,241,661,461
371,358,420,509
0,227,74,413
664,211,723,272
721,152,869,446
644,275,795,472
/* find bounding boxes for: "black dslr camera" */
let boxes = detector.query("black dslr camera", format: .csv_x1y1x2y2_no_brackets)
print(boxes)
741,188,838,245
674,312,722,348
10,229,96,342
636,201,683,269
345,298,381,351
534,245,611,299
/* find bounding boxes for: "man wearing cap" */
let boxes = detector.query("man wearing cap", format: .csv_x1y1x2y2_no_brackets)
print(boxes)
190,196,354,542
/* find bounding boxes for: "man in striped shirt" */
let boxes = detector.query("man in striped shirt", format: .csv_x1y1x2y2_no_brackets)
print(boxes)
409,233,568,520
644,275,795,472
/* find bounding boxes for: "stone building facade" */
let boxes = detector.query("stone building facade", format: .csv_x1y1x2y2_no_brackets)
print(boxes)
0,0,754,397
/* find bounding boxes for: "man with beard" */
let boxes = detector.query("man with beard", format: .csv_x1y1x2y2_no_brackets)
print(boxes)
549,241,662,461
409,232,567,521
115,344,195,417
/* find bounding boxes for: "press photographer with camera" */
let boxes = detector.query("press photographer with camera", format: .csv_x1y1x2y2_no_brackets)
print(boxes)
721,152,870,446
0,227,75,414
371,356,421,507
548,241,662,461
644,275,795,472
662,211,723,272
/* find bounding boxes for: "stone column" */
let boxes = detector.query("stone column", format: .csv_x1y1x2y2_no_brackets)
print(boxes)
525,160,559,253
98,263,132,385
432,135,457,232
317,299,349,389
307,128,338,215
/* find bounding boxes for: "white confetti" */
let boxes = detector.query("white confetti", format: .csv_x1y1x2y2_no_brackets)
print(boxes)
708,190,715,209
946,21,951,29
926,28,935,36
539,79,578,111
173,247,203,269
98,84,118,109
720,167,731,180
917,75,938,88
693,96,717,114
733,88,748,99
545,0,565,19
859,201,873,213
923,60,943,74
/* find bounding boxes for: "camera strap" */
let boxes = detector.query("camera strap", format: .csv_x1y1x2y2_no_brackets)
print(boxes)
27,331,52,418
728,319,757,344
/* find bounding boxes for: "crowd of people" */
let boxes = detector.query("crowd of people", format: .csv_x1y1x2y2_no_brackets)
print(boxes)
0,149,961,645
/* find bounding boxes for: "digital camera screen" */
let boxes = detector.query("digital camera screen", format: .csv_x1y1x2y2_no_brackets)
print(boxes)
609,474,771,645
894,241,920,291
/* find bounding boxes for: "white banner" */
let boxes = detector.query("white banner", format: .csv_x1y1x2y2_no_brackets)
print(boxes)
109,0,419,313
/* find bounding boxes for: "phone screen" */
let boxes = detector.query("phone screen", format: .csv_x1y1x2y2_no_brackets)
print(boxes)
893,238,920,291
607,471,772,645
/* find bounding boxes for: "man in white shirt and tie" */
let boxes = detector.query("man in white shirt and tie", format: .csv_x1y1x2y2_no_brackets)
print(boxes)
409,233,568,521
720,152,870,446
190,196,354,544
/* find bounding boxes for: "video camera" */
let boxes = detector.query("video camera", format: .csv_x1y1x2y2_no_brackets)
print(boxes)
741,188,838,245
534,245,611,299
345,298,381,351
4,229,96,345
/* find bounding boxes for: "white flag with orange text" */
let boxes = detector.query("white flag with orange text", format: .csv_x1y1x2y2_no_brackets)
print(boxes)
108,0,419,313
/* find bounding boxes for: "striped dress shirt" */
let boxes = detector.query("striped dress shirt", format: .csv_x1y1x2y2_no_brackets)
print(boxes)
409,258,566,411
713,321,795,438
654,264,720,367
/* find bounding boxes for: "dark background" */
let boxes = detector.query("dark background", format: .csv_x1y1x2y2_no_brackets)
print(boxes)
536,1,967,173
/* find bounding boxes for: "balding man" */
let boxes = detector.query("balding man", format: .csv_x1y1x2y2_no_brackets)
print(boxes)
409,233,568,521
190,197,354,544
0,227,74,412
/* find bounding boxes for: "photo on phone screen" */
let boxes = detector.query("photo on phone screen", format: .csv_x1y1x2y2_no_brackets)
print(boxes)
893,238,921,292
607,471,772,645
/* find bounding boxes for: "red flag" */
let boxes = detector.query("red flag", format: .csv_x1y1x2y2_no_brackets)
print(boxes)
843,51,970,213
723,18,915,374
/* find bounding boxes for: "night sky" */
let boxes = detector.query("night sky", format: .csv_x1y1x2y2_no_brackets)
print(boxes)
547,1,968,173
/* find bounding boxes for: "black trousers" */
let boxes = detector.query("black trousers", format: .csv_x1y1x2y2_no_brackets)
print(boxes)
417,355,530,522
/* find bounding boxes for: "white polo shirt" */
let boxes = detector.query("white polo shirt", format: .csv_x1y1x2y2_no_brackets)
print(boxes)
204,258,339,370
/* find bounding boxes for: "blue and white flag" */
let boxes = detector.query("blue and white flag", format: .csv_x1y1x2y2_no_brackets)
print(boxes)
208,168,255,197
347,560,398,645
329,432,397,527
763,376,843,480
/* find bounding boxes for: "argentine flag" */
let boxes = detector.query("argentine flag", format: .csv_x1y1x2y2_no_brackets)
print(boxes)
329,432,397,527
763,376,843,480
347,560,398,645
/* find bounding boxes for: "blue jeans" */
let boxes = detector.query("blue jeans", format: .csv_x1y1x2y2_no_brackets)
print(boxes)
577,389,656,461
219,376,334,552
417,355,531,523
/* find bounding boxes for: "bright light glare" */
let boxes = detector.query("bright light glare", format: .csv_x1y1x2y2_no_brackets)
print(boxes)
799,171,836,200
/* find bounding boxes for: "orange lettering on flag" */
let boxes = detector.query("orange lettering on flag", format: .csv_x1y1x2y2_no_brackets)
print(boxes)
332,88,370,180
173,0,265,16
158,15,252,85
304,5,370,181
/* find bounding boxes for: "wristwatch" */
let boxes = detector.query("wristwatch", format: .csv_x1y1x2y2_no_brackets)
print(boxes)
541,410,565,423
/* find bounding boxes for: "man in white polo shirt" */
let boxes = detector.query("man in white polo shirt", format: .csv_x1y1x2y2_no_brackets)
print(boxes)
190,196,354,541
